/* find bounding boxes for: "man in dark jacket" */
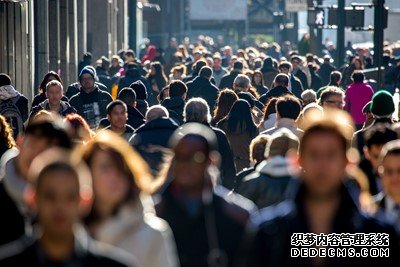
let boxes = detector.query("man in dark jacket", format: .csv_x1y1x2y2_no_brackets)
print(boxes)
316,70,343,98
278,61,304,99
98,87,145,129
238,128,300,209
30,80,76,119
69,67,113,129
183,98,237,189
219,61,243,89
66,66,110,99
317,55,337,86
291,56,308,90
161,80,187,125
118,63,151,96
186,66,219,112
129,105,178,174
0,149,135,267
247,110,400,267
101,100,135,141
129,80,149,117
155,123,256,267
259,73,292,104
0,119,72,246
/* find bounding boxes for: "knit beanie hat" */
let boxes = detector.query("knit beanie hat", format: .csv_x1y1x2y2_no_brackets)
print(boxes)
79,67,95,81
129,80,148,100
370,90,395,118
264,128,299,158
0,73,12,87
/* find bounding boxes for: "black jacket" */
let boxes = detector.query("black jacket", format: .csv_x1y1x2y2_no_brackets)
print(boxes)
187,76,219,111
156,185,256,267
66,82,109,100
219,70,241,90
318,63,336,86
129,118,178,173
359,157,381,196
161,97,185,125
293,68,308,90
259,85,292,105
118,68,151,96
290,74,304,99
247,181,400,267
0,231,136,267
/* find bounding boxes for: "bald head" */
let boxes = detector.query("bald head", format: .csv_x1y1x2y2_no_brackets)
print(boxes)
145,105,169,122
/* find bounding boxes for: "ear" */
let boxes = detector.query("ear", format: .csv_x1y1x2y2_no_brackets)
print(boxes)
15,135,24,149
363,146,371,160
209,151,221,167
24,185,37,212
79,188,93,217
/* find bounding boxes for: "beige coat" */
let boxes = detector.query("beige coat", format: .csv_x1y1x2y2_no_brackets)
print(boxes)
94,194,179,267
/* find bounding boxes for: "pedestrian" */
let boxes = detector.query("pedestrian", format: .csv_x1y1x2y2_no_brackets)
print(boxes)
69,67,113,129
100,100,135,141
219,61,243,90
217,99,258,172
251,70,268,96
31,71,68,108
318,86,345,110
259,73,292,104
211,89,238,126
146,62,168,105
79,131,178,267
161,80,187,125
155,123,256,267
129,80,150,117
0,115,16,159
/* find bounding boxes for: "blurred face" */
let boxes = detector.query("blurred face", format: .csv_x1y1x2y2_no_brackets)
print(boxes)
213,58,221,69
80,73,95,90
173,137,209,194
36,170,80,236
90,150,130,208
224,48,232,57
254,73,262,85
364,144,384,172
108,104,127,130
46,85,63,107
291,60,300,70
111,58,119,67
150,66,156,75
380,154,400,201
322,94,344,110
19,135,54,178
173,70,182,80
279,67,290,75
300,132,347,197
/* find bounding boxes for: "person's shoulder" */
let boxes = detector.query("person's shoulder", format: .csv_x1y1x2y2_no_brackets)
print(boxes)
251,199,297,229
87,238,137,267
214,186,257,216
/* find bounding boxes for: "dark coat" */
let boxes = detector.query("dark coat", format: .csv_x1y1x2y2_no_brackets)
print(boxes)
359,157,381,196
161,97,185,126
129,118,178,173
187,76,219,111
247,181,400,267
261,68,279,89
318,63,336,86
259,85,292,105
290,74,304,99
219,70,241,90
30,100,76,119
293,68,308,90
155,185,256,267
0,232,136,267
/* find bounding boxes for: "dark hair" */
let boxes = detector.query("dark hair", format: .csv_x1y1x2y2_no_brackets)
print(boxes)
276,95,302,120
38,71,63,93
238,92,255,109
83,52,92,60
125,49,135,58
251,70,265,86
226,99,257,135
352,70,365,83
147,61,168,88
192,60,207,76
274,73,289,87
106,100,127,115
278,61,292,70
0,73,12,87
118,88,136,106
199,66,213,79
364,123,398,149
263,98,278,120
25,120,72,149
380,140,400,162
233,61,244,71
319,87,344,105
213,89,238,125
169,80,188,98
330,71,342,84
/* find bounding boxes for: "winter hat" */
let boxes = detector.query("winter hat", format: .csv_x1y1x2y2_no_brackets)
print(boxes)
129,80,148,100
0,73,12,87
79,67,95,81
265,128,299,158
370,90,395,118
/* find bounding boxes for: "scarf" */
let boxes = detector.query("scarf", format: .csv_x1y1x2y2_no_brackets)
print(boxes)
0,85,19,100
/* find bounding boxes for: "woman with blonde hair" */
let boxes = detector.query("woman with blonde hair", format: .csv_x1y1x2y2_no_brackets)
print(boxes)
0,115,16,158
77,131,178,267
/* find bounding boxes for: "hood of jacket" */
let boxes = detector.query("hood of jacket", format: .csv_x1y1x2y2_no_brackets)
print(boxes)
256,156,300,177
135,117,178,133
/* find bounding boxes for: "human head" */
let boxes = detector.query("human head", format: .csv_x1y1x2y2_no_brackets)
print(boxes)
169,123,219,193
45,80,64,107
265,128,299,158
276,95,302,120
79,67,95,91
27,148,93,237
273,73,289,88
363,123,398,172
118,87,137,107
351,70,365,83
249,135,270,164
278,61,292,75
227,99,257,135
330,71,342,86
39,71,63,93
199,66,213,80
106,100,128,130
319,86,345,110
145,105,169,122
299,110,354,198
370,90,395,119
184,98,211,124
213,89,238,124
233,61,244,72
290,56,301,70
124,49,136,62
301,89,317,106
129,80,148,100
252,70,264,86
0,73,12,87
378,140,400,203
169,80,188,100
233,74,251,93
213,54,222,69
64,114,95,143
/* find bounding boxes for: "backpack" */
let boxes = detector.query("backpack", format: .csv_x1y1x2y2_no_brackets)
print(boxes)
0,96,24,137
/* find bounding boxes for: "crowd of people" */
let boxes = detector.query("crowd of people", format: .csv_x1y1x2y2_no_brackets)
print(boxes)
0,35,400,266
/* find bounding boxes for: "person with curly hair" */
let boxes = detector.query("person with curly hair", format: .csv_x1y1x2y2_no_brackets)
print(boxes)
0,115,16,158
